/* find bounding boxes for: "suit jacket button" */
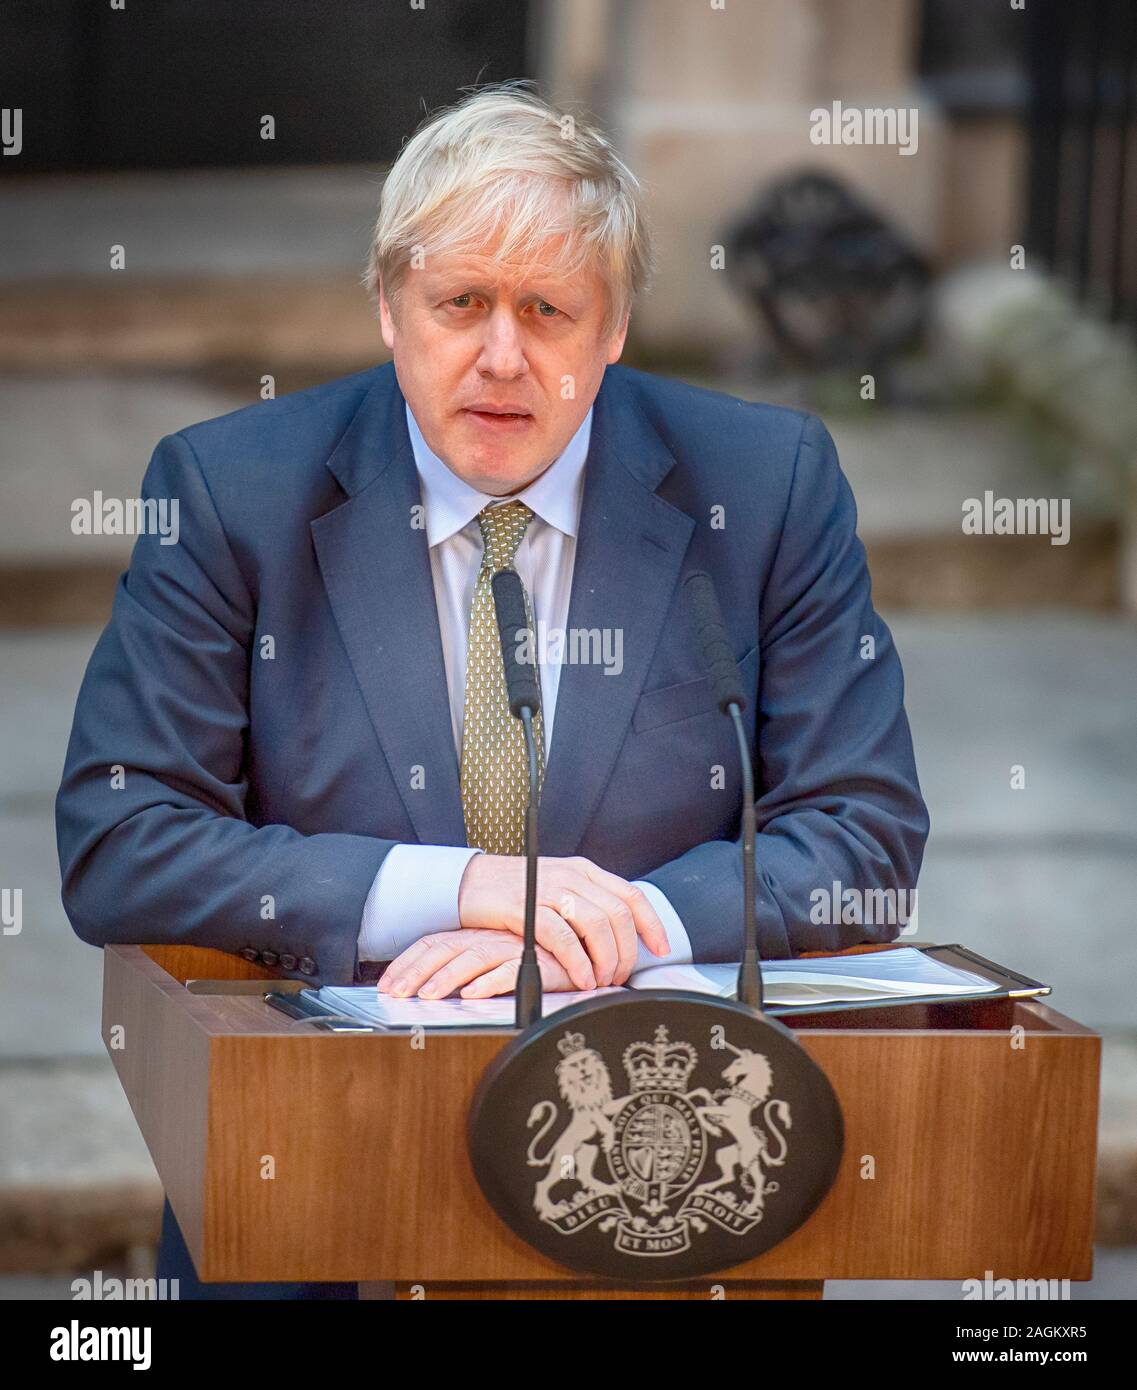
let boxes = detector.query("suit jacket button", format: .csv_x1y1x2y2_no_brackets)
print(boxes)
279,953,297,971
298,957,317,975
260,951,279,967
239,947,259,962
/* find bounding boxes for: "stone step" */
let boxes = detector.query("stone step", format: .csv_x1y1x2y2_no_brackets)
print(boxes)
0,1059,161,1274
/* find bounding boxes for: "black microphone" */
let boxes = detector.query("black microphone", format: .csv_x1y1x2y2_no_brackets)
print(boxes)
491,568,543,1029
492,568,542,719
683,570,764,1011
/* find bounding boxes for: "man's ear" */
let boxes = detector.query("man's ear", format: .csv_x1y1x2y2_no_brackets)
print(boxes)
378,280,398,352
605,311,630,365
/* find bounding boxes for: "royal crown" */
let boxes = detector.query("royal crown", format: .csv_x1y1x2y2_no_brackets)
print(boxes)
622,1026,697,1093
557,1031,588,1059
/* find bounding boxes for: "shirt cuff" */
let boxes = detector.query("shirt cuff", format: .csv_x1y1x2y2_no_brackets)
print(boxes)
632,880,693,970
358,844,483,962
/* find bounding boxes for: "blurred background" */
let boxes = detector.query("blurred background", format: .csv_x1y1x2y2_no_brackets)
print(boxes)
1,0,1134,1297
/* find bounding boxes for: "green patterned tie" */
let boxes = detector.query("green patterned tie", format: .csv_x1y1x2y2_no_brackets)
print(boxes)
460,501,546,854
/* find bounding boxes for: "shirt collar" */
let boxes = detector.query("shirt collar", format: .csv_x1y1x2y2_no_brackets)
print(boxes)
405,401,592,548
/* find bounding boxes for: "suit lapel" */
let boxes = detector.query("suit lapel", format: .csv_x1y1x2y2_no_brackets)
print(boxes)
311,367,467,846
539,371,694,856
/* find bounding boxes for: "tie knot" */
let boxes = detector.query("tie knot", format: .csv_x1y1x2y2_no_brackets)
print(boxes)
476,500,535,572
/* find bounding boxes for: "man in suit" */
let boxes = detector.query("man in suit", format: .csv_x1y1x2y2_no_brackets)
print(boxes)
55,83,928,1297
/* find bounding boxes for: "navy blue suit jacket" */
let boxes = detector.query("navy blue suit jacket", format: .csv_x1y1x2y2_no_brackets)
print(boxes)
56,361,928,985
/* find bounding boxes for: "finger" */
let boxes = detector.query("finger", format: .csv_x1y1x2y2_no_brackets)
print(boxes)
579,862,671,956
379,934,466,997
377,935,439,992
563,881,640,985
459,957,521,999
416,938,516,999
549,886,621,986
532,905,596,990
461,948,573,999
533,942,574,993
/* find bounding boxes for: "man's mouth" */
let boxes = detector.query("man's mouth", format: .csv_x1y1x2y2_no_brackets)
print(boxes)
463,407,534,429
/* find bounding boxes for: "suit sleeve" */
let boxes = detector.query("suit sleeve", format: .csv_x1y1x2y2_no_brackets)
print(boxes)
641,413,930,961
55,431,392,985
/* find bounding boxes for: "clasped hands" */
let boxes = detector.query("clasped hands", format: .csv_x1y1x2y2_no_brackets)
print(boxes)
377,853,670,1001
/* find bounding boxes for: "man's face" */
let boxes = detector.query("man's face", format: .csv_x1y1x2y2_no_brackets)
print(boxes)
379,243,628,495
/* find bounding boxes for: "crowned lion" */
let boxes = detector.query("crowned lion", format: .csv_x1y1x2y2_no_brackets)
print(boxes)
526,1032,624,1219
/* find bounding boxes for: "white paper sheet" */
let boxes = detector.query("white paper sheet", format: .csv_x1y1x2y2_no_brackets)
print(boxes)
318,984,622,1030
629,947,999,1004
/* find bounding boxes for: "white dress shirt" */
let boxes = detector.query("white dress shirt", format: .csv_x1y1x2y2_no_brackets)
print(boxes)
357,401,692,973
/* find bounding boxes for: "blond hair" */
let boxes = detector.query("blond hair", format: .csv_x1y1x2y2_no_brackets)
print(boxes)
365,81,652,337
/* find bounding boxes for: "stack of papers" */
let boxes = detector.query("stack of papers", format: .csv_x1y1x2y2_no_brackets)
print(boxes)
316,947,998,1030
317,985,622,1030
631,946,1000,1006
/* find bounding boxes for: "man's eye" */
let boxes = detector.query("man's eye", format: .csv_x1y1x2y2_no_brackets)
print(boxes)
535,301,560,317
449,294,473,308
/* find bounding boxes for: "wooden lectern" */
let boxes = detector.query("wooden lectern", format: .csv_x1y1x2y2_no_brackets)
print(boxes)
103,943,1100,1300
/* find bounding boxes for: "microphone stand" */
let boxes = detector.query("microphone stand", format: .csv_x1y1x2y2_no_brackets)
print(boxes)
729,703,763,1011
490,568,544,1029
515,706,543,1029
683,570,765,1013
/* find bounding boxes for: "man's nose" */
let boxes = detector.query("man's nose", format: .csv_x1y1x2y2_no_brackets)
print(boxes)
476,306,528,378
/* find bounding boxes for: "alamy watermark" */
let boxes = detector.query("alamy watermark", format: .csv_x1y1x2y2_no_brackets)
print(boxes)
2,887,22,936
71,492,180,545
809,880,918,932
961,1270,1072,1301
809,101,918,157
50,1322,151,1369
71,1270,179,1300
2,108,21,157
511,620,624,676
962,492,1070,546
